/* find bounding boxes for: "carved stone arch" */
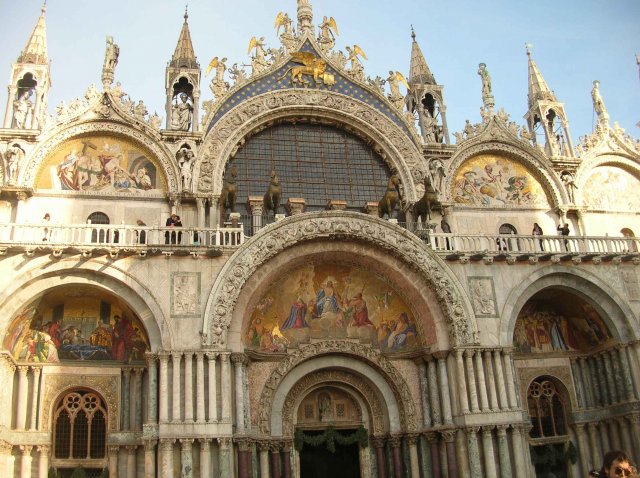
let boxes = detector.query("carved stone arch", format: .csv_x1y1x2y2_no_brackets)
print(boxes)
258,341,414,435
20,120,180,192
202,211,477,347
518,369,578,412
280,369,385,436
499,264,638,346
574,152,640,204
445,140,565,206
197,90,426,203
0,256,172,351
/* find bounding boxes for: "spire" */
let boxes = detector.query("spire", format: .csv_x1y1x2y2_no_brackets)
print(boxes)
18,2,48,65
170,7,199,69
526,44,555,109
409,28,435,86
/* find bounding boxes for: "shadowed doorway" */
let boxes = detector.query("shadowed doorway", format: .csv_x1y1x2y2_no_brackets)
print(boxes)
298,429,360,478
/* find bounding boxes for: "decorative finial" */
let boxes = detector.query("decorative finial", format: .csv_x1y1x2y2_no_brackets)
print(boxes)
184,4,189,21
42,0,47,13
525,42,533,56
411,25,416,42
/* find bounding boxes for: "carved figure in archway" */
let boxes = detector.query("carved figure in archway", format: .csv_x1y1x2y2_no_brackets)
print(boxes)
13,89,33,129
378,174,401,219
4,144,24,185
171,93,193,131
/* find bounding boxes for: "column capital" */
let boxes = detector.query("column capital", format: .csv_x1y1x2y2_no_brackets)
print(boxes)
405,433,420,446
199,438,212,450
0,353,16,372
19,445,33,453
440,429,457,443
230,353,248,366
464,349,476,359
124,445,138,453
247,196,264,215
179,439,194,451
465,426,481,436
143,440,157,450
108,445,120,455
433,351,449,360
387,435,402,448
0,440,11,454
170,351,182,360
269,441,282,453
481,425,494,436
36,445,50,454
286,198,306,216
145,352,158,364
371,436,386,448
157,352,171,362
495,425,509,436
628,413,640,424
17,365,29,375
205,351,219,361
281,439,293,452
423,431,438,443
133,367,144,377
257,440,271,452
234,437,253,451
217,436,232,449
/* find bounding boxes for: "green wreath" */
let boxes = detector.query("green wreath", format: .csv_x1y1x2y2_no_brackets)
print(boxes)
294,426,369,453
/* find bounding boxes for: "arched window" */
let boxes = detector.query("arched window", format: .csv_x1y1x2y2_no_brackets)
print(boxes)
527,378,567,438
621,228,637,252
53,390,107,461
498,223,518,251
87,212,112,244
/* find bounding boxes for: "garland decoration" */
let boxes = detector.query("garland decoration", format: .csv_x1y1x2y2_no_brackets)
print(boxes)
529,441,578,466
294,426,369,453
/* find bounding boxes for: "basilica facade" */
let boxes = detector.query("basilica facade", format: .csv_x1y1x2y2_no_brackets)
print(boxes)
0,2,639,478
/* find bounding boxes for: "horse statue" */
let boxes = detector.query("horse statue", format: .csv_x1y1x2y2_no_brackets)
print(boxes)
263,169,281,214
219,166,238,215
378,174,401,219
414,176,434,228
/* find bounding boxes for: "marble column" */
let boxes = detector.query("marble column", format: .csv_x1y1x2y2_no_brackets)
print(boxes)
248,197,264,234
196,353,206,423
601,353,615,404
36,445,49,478
441,430,458,478
108,445,119,478
282,441,292,478
600,421,611,453
144,440,157,478
418,435,432,478
435,353,453,425
172,352,182,422
481,427,497,478
126,446,137,478
587,422,600,462
184,352,194,422
270,442,282,478
19,445,32,478
574,424,591,474
474,349,489,411
221,354,232,422
628,414,640,458
570,358,586,409
236,438,252,478
484,350,499,411
372,437,387,478
425,432,441,478
159,353,169,423
29,366,41,430
496,425,512,478
578,357,595,408
232,354,247,432
455,351,470,414
493,350,507,410
16,366,29,430
258,442,270,478
0,357,15,429
617,418,633,461
218,437,232,478
160,439,174,478
618,346,636,400
418,361,433,426
0,441,14,478
200,439,211,478
207,353,219,422
465,350,480,413
122,368,131,430
427,357,442,426
511,426,528,478
146,354,159,425
502,350,518,409
180,439,194,478
609,349,624,404
588,357,603,407
608,420,622,451
134,368,143,429
388,435,403,478
407,434,420,478
465,427,481,477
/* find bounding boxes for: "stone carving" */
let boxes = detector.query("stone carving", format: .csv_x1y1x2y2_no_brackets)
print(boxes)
345,45,367,82
228,63,248,87
385,71,408,111
171,93,194,131
207,57,230,100
468,277,497,317
171,272,200,316
275,12,297,52
591,80,609,127
203,212,476,347
477,63,494,111
4,144,24,185
12,89,34,129
257,341,416,434
177,147,195,192
317,16,338,51
560,171,577,203
428,158,446,196
248,36,269,75
102,36,120,88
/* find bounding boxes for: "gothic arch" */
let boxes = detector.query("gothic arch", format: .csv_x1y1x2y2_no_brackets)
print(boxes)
197,89,426,203
499,265,638,346
574,153,640,204
0,256,172,351
258,341,414,436
202,211,477,347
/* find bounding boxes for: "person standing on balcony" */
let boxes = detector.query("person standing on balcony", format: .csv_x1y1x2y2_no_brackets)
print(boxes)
41,213,51,241
557,222,570,252
532,222,544,251
440,218,452,250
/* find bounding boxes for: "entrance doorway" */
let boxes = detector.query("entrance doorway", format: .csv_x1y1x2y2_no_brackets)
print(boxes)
298,429,360,478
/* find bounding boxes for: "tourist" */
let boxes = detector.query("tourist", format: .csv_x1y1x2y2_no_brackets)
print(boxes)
598,450,636,478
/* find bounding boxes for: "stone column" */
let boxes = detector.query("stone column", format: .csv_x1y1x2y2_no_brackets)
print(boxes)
628,414,640,458
236,438,252,478
160,439,174,478
134,368,144,429
29,366,41,430
282,441,292,478
144,440,157,478
218,437,232,478
108,445,119,478
0,441,13,477
180,439,194,478
474,351,489,412
258,442,270,478
588,357,603,407
496,425,512,478
441,430,458,478
232,354,247,432
618,346,636,401
600,422,611,457
37,445,49,478
609,349,624,403
407,434,420,478
511,425,529,478
158,353,170,423
424,432,441,478
0,356,15,429
389,435,403,478
248,196,264,234
122,368,131,430
570,358,586,408
455,351,470,414
270,442,282,478
16,366,29,430
418,360,433,426
484,350,499,411
145,354,158,426
427,357,442,426
608,420,622,451
184,352,194,422
579,357,595,408
172,352,182,422
126,446,137,478
465,427,481,477
502,350,519,409
435,352,453,425
221,353,232,422
196,353,205,423
600,353,614,405
207,353,219,422
481,427,497,477
493,349,507,410
587,422,600,462
19,445,32,478
199,439,211,478
372,437,387,478
465,350,480,413
617,418,633,461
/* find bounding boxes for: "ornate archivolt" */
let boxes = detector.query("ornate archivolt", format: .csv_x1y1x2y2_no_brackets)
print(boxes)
574,153,640,206
197,89,426,203
259,341,414,435
20,119,180,192
202,211,477,347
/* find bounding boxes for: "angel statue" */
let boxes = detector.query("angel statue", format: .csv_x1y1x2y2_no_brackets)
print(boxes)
386,71,409,99
229,63,247,86
248,36,269,74
318,16,338,48
346,45,367,71
275,12,296,51
206,57,230,98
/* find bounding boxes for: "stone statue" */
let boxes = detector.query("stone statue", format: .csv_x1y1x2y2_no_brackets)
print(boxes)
477,63,492,97
103,36,120,70
560,171,577,203
318,16,338,45
4,144,24,185
12,90,33,129
248,36,268,74
177,147,194,191
149,112,162,130
171,93,193,131
229,63,247,85
428,158,446,195
591,80,609,126
134,100,148,120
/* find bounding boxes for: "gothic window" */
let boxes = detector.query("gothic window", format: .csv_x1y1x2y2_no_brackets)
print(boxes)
53,390,107,460
527,378,567,438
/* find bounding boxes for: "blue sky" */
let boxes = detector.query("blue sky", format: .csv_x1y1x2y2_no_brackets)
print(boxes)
1,0,638,141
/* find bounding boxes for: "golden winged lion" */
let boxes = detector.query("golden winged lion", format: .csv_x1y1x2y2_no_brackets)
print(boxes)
278,51,331,86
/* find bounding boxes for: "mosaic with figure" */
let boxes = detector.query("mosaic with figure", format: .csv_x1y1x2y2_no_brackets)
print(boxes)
453,154,549,207
3,286,149,363
513,301,613,354
582,166,640,211
36,135,166,193
244,265,428,353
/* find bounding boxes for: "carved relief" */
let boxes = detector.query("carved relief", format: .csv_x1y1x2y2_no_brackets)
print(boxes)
171,272,201,317
468,277,498,317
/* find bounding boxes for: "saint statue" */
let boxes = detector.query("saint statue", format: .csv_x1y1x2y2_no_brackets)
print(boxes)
103,36,120,71
591,80,609,126
477,63,492,97
171,93,193,131
12,90,33,129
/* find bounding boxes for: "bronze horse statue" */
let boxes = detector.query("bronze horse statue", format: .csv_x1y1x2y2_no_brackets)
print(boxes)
378,174,401,219
413,176,435,227
219,167,238,215
263,169,281,214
